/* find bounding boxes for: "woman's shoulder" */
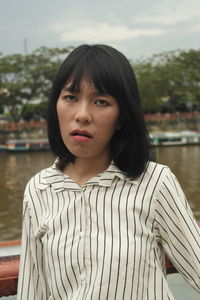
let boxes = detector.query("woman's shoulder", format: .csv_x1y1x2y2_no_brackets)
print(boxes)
114,161,172,184
142,161,172,182
146,161,169,172
25,161,61,193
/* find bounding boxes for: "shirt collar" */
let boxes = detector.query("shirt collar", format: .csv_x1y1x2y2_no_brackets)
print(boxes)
36,160,137,192
97,162,128,187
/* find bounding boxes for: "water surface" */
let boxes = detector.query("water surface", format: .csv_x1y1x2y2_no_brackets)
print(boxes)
0,146,199,241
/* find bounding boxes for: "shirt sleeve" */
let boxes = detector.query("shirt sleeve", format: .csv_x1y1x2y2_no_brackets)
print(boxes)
153,168,200,293
17,193,50,300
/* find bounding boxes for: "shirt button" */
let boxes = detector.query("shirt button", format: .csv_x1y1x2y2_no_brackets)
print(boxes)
79,231,84,237
80,273,85,281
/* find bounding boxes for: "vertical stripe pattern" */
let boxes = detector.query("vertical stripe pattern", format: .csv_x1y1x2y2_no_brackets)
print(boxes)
17,161,200,300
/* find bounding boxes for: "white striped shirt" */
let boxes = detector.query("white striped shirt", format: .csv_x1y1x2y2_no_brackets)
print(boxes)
17,161,200,299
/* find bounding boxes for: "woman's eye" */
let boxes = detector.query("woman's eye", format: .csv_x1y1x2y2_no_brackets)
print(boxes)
63,95,76,102
95,99,109,106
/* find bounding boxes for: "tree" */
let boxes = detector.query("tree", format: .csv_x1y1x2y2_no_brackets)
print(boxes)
23,101,48,121
133,59,162,113
175,49,200,110
0,46,73,122
133,49,200,113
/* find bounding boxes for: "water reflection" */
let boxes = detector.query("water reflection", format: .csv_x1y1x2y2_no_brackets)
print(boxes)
157,146,200,220
0,152,54,240
0,146,199,241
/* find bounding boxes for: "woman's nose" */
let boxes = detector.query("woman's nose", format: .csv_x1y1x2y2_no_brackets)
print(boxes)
74,103,92,124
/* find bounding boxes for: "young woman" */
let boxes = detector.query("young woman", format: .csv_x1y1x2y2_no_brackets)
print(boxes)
17,44,200,299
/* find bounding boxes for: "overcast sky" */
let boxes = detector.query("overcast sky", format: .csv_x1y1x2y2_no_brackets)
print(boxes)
1,0,200,60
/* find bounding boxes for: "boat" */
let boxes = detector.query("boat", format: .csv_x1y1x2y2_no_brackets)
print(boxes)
150,130,200,146
0,240,20,257
0,144,7,152
0,138,49,152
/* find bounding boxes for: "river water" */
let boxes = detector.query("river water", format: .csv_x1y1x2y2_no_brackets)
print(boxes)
0,146,200,241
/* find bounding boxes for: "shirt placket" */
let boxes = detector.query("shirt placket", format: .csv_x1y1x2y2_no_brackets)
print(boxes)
78,189,87,283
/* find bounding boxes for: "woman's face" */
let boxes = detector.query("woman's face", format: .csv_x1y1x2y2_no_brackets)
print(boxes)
56,79,120,161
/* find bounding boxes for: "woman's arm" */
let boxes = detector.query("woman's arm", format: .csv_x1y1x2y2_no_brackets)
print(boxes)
154,168,200,293
17,198,50,299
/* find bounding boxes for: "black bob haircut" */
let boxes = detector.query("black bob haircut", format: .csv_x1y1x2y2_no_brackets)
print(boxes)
48,44,155,179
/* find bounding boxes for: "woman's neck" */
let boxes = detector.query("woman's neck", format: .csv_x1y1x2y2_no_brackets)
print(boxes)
63,155,111,187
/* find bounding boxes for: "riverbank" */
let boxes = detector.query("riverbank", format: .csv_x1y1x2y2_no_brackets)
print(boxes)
145,111,200,132
0,120,47,143
1,112,200,143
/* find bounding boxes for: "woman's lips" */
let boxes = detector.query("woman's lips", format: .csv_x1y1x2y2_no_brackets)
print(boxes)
71,129,92,142
72,135,91,142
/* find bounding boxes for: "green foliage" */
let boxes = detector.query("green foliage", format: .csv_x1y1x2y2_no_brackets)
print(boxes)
133,49,200,113
23,101,48,121
134,60,162,113
0,46,73,122
0,46,200,121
